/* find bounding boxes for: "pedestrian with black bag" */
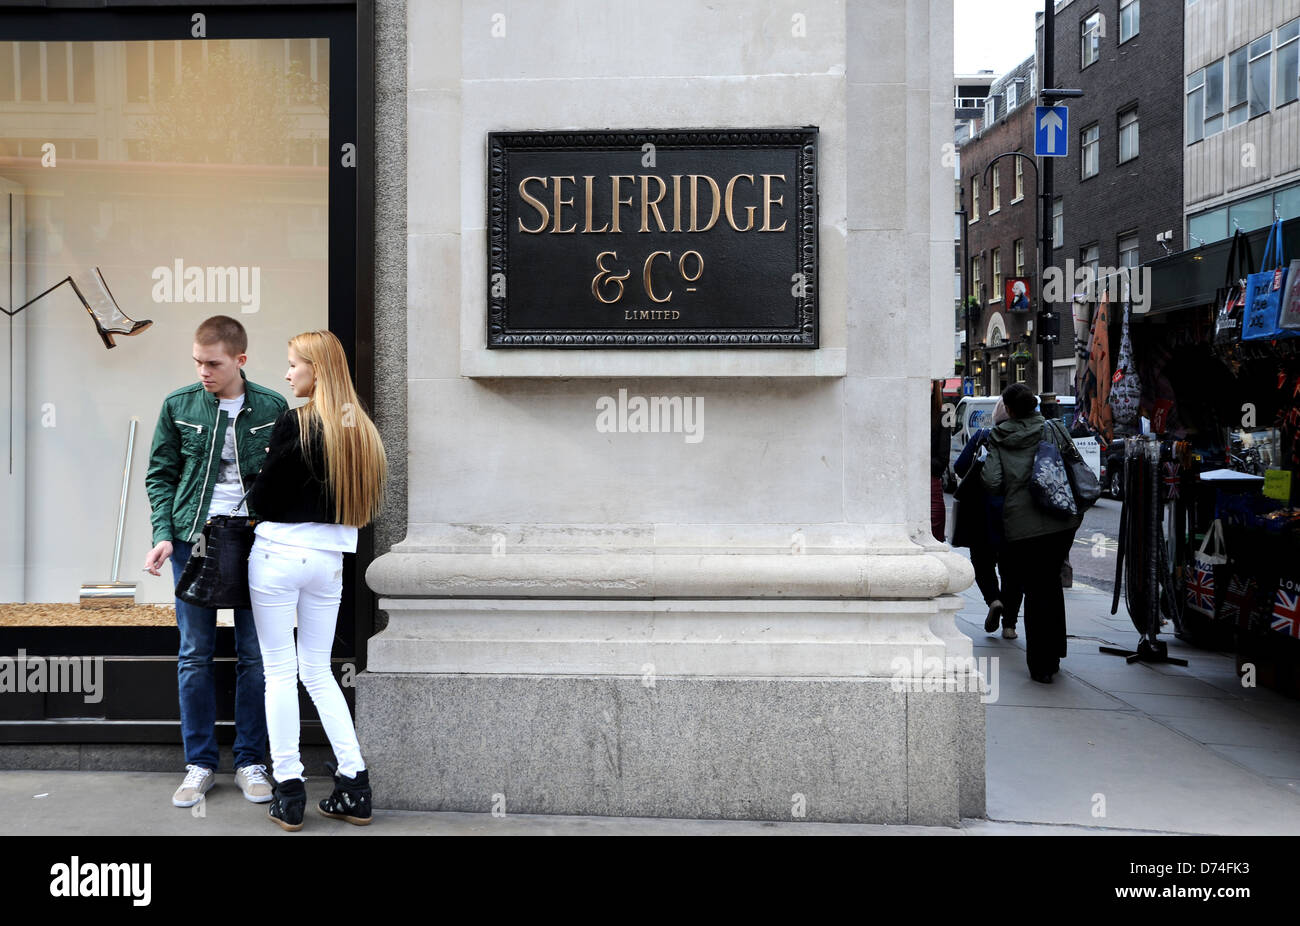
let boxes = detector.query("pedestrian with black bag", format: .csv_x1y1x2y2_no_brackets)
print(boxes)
244,330,388,830
982,383,1097,682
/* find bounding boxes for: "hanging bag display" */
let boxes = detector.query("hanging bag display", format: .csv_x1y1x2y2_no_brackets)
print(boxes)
1110,300,1141,431
1280,258,1300,330
1186,519,1227,618
1214,229,1253,346
174,488,257,610
1242,219,1295,341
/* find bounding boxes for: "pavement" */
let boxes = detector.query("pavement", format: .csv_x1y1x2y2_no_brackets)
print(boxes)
2,565,1298,836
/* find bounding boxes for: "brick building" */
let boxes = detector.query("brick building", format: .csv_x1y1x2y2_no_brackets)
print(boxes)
959,56,1041,396
1037,0,1186,395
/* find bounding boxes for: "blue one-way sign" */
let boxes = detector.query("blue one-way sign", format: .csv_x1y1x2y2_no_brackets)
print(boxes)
1035,105,1069,157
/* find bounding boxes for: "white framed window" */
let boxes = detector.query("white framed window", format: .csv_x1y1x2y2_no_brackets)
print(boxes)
971,179,980,221
1248,35,1272,117
1118,108,1138,162
1014,238,1026,277
991,167,1000,211
1117,233,1139,301
1120,0,1139,44
1052,198,1063,248
1014,158,1024,200
971,256,982,302
1203,59,1224,136
1187,67,1205,143
1007,81,1018,111
1081,12,1102,68
1277,19,1298,107
1228,45,1248,126
1118,233,1139,270
991,247,1002,299
1081,123,1099,179
985,95,996,125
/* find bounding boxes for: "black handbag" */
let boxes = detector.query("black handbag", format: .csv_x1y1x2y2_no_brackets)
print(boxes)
175,489,257,610
1050,419,1102,513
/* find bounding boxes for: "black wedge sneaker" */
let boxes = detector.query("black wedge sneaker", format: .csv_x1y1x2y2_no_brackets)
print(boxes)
268,777,307,831
318,763,372,826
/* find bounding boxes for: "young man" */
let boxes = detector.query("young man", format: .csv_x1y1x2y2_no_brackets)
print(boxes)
143,316,289,808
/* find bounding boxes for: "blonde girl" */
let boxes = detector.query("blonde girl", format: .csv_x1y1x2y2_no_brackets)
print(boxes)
245,330,386,830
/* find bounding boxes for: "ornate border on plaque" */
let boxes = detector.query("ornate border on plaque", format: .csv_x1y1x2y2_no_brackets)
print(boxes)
486,128,818,348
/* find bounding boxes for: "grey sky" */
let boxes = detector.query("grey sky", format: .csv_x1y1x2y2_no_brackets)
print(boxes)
955,0,1044,76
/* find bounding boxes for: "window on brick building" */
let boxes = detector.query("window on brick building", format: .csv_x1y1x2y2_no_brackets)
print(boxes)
991,248,1002,300
1118,108,1138,163
1120,0,1139,44
1014,238,1025,277
1081,123,1099,179
1118,233,1139,271
1080,244,1099,301
1052,198,1063,249
971,179,980,221
991,167,1000,211
1014,158,1024,201
1081,12,1101,69
970,255,982,302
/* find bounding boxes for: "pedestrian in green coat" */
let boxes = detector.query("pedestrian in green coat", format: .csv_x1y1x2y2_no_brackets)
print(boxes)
981,383,1082,683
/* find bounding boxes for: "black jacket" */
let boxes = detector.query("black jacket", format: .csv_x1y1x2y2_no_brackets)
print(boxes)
245,408,338,524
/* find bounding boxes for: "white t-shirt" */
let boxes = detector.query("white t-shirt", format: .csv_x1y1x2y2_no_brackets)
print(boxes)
255,520,358,553
206,395,247,519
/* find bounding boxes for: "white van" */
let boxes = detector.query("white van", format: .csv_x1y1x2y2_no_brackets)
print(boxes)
945,394,1097,490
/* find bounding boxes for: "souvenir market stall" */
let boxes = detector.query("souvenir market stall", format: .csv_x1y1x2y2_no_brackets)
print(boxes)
1108,217,1300,696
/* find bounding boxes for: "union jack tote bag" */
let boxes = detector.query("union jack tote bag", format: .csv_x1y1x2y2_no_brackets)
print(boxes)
1186,520,1227,618
1272,578,1300,639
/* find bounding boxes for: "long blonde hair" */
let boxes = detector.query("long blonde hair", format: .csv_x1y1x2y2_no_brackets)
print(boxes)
289,330,387,527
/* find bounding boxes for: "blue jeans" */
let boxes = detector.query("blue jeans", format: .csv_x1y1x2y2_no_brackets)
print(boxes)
171,539,268,771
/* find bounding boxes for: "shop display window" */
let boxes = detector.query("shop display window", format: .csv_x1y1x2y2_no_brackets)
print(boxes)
1,38,330,628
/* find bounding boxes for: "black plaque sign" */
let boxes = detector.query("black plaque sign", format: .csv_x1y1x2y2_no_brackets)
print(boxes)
487,129,818,347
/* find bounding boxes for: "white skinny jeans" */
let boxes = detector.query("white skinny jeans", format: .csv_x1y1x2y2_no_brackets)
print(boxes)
248,535,364,782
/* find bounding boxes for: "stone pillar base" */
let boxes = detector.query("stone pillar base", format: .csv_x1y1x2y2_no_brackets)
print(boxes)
357,673,982,825
356,595,984,824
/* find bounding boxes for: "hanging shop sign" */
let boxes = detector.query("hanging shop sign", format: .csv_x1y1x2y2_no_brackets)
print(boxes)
486,129,818,347
1005,277,1031,312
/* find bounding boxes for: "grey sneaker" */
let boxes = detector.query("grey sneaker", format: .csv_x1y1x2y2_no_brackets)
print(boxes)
1002,624,1018,639
235,764,274,803
984,600,1004,633
172,764,214,807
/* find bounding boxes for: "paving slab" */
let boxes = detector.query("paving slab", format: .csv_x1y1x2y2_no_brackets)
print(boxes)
986,706,1300,835
0,770,960,837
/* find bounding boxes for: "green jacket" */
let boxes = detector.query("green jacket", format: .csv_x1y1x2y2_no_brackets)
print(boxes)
981,413,1084,542
146,370,289,545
